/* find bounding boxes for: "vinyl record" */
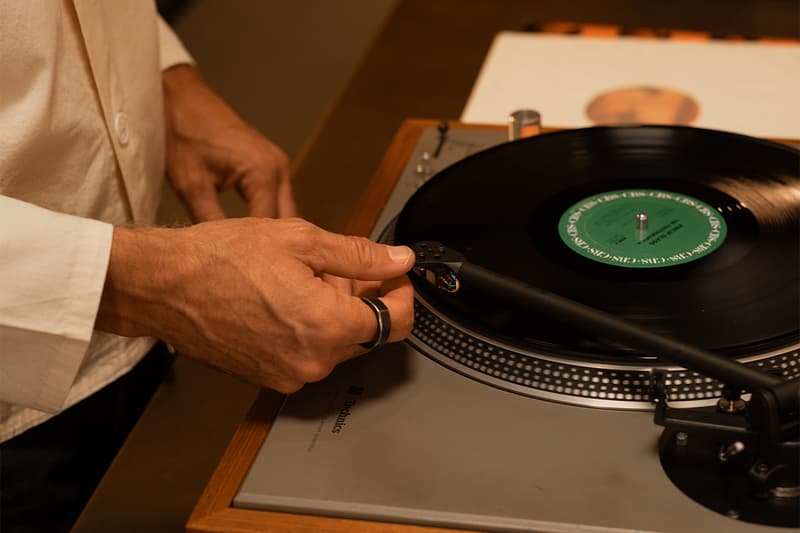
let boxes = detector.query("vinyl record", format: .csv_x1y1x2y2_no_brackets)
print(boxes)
394,126,800,364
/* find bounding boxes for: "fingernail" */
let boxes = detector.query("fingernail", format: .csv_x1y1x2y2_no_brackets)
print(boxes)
387,245,413,264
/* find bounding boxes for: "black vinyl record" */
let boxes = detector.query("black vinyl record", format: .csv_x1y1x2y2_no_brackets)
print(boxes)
394,126,800,364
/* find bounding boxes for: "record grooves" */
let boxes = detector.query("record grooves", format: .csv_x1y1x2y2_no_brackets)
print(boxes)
391,125,800,408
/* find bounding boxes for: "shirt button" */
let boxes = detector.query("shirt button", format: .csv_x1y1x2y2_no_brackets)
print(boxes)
114,112,129,146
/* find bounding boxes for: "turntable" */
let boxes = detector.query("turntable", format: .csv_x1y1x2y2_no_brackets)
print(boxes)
187,119,799,533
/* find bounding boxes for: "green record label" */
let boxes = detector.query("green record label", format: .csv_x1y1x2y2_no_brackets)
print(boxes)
558,189,727,268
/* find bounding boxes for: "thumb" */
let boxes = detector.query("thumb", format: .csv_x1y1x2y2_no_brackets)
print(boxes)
304,230,414,280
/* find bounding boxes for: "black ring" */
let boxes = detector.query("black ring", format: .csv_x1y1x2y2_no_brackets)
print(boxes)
359,297,391,349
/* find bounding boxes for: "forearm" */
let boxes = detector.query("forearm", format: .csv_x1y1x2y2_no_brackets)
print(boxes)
95,226,195,342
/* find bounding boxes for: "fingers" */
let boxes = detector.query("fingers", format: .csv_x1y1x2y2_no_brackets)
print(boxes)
187,188,225,222
245,179,299,218
170,165,226,222
238,140,298,219
376,275,415,342
320,272,354,293
351,279,381,299
243,184,279,218
268,144,299,218
302,228,415,282
323,276,384,300
277,178,300,218
329,275,414,365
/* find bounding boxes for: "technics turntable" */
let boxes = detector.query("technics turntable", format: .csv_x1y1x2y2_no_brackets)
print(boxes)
191,121,800,533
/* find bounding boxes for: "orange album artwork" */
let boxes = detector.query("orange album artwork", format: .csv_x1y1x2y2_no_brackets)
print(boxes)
461,30,800,140
586,86,700,126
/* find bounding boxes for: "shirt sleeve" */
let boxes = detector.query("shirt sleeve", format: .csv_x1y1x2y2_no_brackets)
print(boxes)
0,196,113,413
157,15,195,70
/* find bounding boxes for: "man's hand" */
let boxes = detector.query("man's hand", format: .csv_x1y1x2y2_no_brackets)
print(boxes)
96,218,414,393
162,65,297,221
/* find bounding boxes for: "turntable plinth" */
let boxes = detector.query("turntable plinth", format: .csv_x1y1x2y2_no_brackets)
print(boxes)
187,119,799,533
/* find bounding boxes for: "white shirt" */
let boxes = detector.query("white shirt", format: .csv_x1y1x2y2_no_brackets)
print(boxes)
0,0,193,442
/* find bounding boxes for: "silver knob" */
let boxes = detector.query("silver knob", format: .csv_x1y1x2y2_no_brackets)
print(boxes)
508,109,541,141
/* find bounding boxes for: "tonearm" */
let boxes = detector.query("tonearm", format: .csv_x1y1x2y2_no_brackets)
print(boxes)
411,240,799,526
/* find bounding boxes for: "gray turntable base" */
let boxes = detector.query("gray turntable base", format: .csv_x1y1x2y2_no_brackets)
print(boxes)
234,127,798,533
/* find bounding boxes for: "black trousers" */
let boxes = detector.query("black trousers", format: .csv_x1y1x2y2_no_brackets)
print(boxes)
0,344,173,533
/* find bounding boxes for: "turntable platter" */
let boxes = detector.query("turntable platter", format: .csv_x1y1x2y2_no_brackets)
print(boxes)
393,126,800,408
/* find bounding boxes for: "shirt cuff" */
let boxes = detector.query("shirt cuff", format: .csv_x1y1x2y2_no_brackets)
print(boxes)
157,15,195,71
0,197,113,413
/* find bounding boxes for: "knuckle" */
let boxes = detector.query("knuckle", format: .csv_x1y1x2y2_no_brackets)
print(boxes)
347,237,378,269
252,165,279,186
253,143,289,174
272,148,290,171
319,319,347,345
283,218,322,256
283,218,315,239
250,173,277,193
315,310,346,345
294,359,333,383
272,379,303,394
